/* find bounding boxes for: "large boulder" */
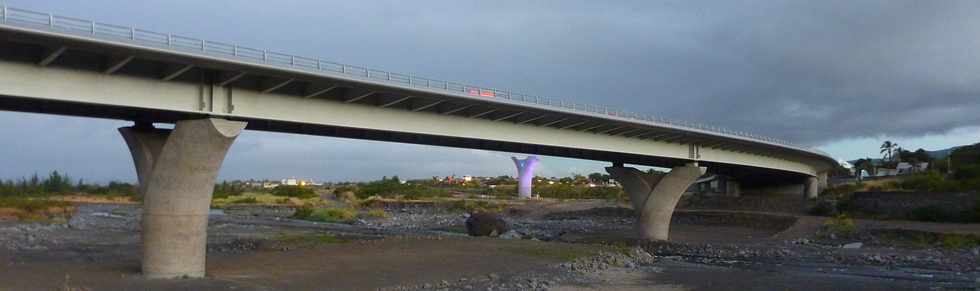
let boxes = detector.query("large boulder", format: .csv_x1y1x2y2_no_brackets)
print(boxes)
465,212,510,237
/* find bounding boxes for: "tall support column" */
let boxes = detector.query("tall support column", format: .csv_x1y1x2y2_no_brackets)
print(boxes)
817,171,828,192
119,118,246,279
512,155,540,199
727,180,741,197
607,163,706,241
804,176,819,199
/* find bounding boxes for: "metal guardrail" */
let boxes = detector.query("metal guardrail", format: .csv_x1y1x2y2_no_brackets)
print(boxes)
0,5,831,158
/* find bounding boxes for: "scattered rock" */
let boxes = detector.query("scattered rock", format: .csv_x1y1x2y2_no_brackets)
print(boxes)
465,212,509,237
790,238,811,245
842,242,863,249
498,230,521,240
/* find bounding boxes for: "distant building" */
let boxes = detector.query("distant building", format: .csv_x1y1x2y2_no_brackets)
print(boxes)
838,160,856,176
279,177,319,186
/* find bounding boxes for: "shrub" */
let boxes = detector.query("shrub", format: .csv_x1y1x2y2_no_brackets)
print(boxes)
908,205,956,222
823,214,857,236
940,234,978,249
967,203,980,222
531,184,625,200
213,182,245,199
355,179,448,200
808,200,837,216
292,207,314,219
271,185,317,198
334,185,357,195
821,184,861,198
899,172,962,192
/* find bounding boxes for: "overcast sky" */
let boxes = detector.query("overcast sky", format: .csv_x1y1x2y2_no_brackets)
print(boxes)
1,0,979,183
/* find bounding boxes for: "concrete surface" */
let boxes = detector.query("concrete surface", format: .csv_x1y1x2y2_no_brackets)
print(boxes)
123,118,246,278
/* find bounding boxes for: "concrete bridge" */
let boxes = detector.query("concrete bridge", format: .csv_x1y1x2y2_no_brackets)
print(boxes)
0,6,836,278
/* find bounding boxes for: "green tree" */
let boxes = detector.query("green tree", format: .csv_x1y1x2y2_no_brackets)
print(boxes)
880,141,897,161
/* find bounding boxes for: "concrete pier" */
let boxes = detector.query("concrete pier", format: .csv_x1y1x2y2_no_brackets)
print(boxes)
607,163,706,241
805,176,819,199
120,118,246,279
512,156,540,199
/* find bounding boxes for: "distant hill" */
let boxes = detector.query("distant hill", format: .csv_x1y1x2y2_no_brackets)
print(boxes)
924,146,963,160
846,145,968,165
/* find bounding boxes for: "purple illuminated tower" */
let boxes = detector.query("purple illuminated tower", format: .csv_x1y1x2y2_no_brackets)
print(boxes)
512,155,541,199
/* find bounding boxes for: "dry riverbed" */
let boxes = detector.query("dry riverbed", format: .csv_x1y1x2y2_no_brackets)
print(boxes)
1,201,979,290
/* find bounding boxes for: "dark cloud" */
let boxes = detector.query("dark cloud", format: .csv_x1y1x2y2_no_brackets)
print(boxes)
1,0,978,181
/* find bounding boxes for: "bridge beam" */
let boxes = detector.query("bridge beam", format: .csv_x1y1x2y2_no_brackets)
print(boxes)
38,46,67,67
217,71,247,87
161,64,194,81
120,118,246,279
103,55,134,74
513,156,540,199
607,163,706,241
411,99,444,112
303,84,339,99
517,114,547,125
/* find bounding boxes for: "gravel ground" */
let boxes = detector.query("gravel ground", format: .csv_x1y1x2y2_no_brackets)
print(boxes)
2,202,980,290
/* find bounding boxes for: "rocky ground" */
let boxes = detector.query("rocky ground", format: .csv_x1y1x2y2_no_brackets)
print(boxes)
1,201,979,290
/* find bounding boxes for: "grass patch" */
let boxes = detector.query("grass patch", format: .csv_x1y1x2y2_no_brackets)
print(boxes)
0,196,73,221
293,207,357,223
821,213,857,237
212,192,326,208
0,196,71,211
232,196,258,204
364,208,388,218
872,229,980,250
503,243,599,261
273,233,351,246
450,199,507,213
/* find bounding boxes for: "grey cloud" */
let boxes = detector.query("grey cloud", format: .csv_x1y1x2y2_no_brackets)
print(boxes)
1,0,978,181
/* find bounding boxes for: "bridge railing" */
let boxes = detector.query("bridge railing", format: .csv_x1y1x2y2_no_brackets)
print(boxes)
0,5,831,158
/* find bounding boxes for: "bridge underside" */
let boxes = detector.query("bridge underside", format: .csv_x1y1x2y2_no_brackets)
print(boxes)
0,94,807,187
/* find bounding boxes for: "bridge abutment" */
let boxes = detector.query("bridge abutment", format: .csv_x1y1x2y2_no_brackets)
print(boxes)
607,163,706,241
512,156,540,199
120,118,246,279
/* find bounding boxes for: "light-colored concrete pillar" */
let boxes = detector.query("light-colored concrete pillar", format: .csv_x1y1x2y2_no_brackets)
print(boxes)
727,180,741,197
119,122,169,197
120,118,246,279
606,163,706,241
804,176,819,199
817,171,828,192
512,155,540,199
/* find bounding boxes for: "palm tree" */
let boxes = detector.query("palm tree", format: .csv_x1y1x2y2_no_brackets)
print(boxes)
880,141,896,161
